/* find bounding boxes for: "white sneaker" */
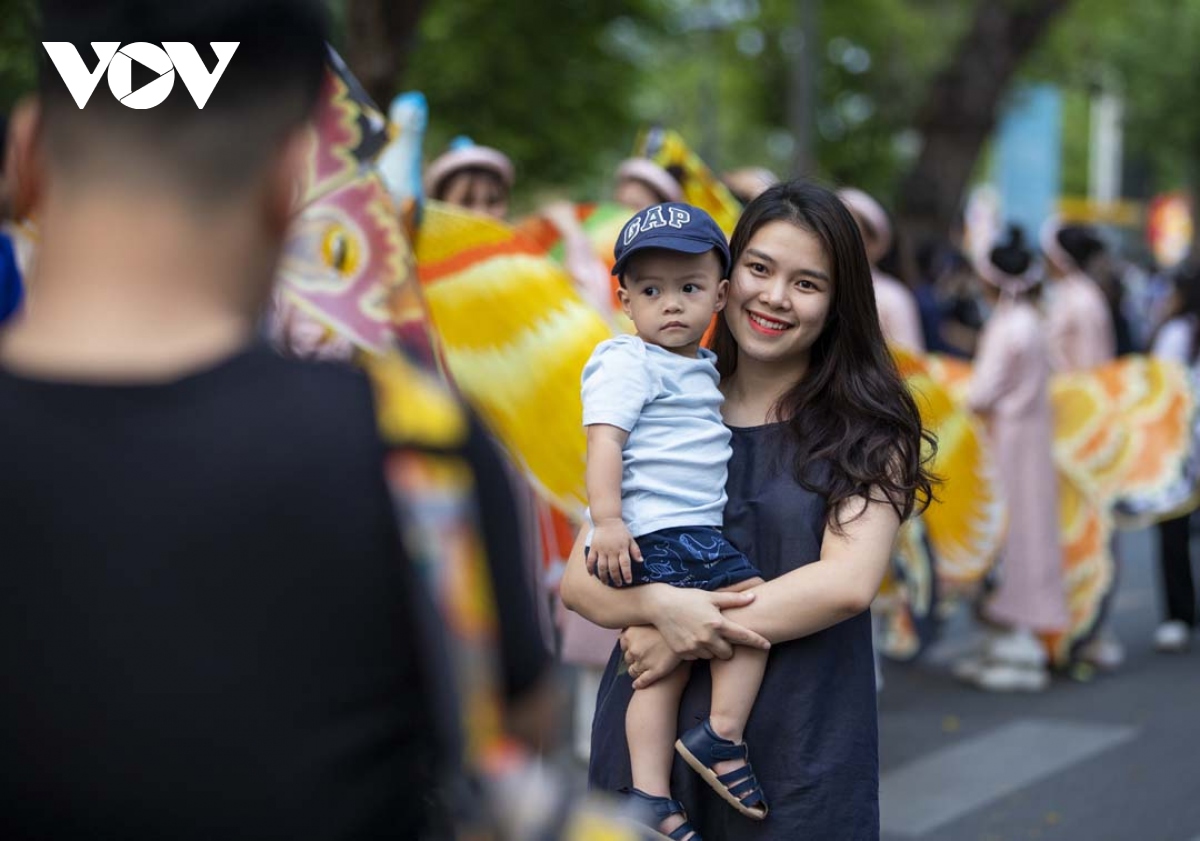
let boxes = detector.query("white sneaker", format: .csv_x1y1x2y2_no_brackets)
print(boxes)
972,662,1050,693
953,629,1048,690
1077,630,1125,671
986,629,1048,668
1154,620,1192,653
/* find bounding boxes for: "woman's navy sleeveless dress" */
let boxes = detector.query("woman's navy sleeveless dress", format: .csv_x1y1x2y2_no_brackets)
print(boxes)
589,424,880,840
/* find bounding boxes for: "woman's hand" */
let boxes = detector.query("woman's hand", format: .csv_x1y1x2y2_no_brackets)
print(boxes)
620,626,682,689
651,587,771,661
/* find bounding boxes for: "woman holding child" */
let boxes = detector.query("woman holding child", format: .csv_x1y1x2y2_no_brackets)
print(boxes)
561,181,935,840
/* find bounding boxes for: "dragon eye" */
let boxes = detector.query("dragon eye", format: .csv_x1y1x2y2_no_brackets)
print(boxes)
321,224,362,276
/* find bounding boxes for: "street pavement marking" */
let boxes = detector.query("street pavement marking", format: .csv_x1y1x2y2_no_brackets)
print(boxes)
880,718,1138,837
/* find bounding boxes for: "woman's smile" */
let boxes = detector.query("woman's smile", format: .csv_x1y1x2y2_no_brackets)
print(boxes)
745,310,794,336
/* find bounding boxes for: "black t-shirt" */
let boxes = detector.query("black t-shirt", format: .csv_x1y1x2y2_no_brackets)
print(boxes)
0,344,548,840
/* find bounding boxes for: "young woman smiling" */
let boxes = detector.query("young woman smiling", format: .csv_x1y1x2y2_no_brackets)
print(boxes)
562,181,935,840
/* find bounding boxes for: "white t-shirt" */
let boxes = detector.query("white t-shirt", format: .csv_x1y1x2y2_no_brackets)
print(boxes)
581,334,730,539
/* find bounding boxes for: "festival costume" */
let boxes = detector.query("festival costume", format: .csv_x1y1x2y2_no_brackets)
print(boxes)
891,344,1197,666
1046,271,1117,373
873,269,927,352
633,128,743,235
967,298,1069,632
244,56,651,840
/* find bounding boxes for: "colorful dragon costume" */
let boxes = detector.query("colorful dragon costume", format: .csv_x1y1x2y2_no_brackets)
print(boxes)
271,55,649,840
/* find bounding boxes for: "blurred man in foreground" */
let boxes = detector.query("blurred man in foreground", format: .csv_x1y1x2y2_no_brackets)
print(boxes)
0,1,551,837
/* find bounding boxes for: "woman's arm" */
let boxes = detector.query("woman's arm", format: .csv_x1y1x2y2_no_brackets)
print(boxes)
560,527,662,628
623,493,901,688
559,527,769,658
719,493,900,644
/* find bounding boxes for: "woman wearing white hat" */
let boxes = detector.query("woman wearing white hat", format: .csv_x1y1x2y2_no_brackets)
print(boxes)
838,187,926,353
425,137,516,221
613,158,683,212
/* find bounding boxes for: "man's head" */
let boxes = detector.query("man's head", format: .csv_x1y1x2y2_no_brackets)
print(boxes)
21,0,328,214
612,202,730,354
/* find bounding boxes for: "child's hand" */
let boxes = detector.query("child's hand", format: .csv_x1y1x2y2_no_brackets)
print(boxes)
587,518,643,586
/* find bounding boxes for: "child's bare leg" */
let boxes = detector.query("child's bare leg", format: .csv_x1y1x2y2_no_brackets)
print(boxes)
707,577,768,776
627,660,692,833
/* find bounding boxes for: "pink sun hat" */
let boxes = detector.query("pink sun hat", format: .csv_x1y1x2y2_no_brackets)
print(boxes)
615,158,683,204
424,136,515,198
837,187,893,260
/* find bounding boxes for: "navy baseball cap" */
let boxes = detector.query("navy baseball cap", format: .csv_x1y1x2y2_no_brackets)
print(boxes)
612,202,731,279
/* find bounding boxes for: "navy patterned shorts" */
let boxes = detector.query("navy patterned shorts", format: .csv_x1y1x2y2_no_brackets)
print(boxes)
590,526,761,591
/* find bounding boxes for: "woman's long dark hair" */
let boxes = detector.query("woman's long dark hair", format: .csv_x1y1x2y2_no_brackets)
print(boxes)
710,180,937,530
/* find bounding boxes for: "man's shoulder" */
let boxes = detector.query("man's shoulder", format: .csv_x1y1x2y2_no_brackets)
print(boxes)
251,349,377,420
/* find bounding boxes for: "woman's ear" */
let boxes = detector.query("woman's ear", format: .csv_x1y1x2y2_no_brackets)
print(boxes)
8,97,45,222
714,278,729,312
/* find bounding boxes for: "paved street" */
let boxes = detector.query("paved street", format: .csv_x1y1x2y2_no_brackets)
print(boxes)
879,527,1200,841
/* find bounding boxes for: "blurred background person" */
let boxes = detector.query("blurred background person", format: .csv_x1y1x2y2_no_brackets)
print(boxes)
839,186,925,352
913,239,985,358
1041,218,1124,670
613,156,683,211
1042,219,1117,372
0,1,553,837
722,166,778,206
1148,260,1200,653
1089,242,1142,356
424,136,514,220
955,225,1067,692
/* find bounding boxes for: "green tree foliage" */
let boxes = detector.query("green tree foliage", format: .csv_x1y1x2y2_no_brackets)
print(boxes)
403,0,659,196
1030,0,1200,197
580,0,974,200
0,0,37,114
0,0,1194,214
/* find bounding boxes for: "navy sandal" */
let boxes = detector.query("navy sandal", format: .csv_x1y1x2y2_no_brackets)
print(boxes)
627,788,703,841
675,719,768,820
